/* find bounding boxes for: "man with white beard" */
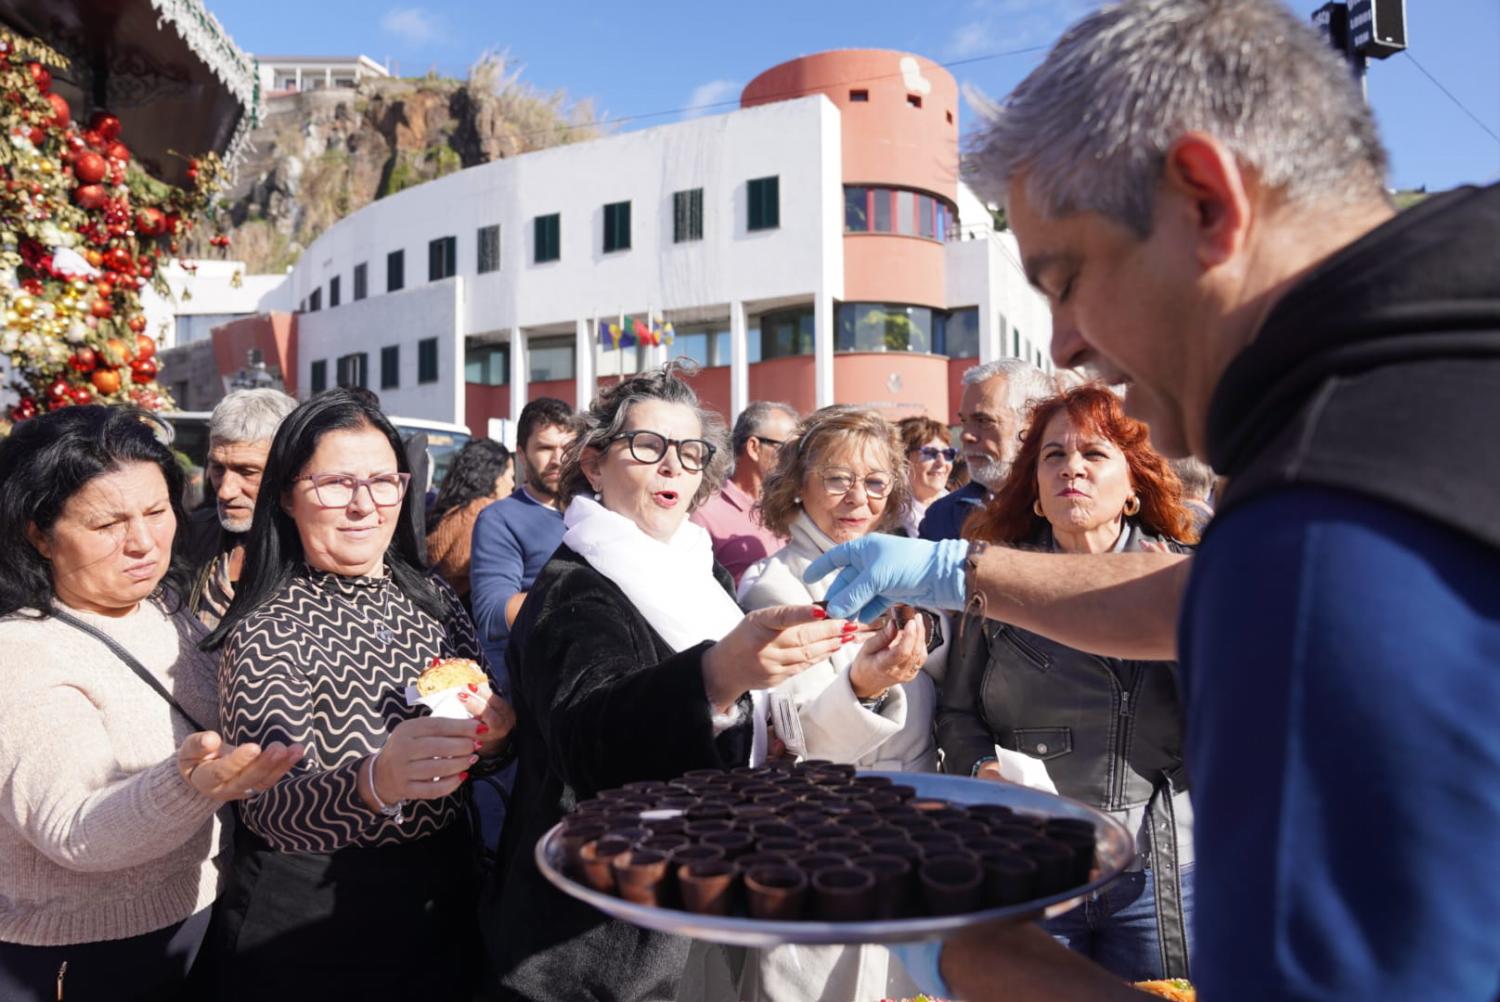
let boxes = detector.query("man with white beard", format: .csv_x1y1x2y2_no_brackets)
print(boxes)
186,388,297,627
918,359,1054,541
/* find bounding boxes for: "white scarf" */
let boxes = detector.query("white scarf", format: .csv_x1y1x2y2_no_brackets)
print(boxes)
562,495,768,764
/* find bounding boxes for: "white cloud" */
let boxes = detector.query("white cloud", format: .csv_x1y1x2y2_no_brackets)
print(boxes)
681,80,740,120
381,7,445,45
943,0,1099,59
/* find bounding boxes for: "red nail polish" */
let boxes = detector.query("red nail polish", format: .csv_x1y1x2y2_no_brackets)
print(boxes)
457,692,469,701
810,607,827,619
476,724,490,735
459,771,469,781
467,682,479,692
473,740,483,751
841,623,858,633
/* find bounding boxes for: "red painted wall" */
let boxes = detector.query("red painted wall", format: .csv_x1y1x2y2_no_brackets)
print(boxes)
212,313,298,396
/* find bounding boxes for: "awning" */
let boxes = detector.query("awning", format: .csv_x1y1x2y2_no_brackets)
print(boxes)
0,0,257,186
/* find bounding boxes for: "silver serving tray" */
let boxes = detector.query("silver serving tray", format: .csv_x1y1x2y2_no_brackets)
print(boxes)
535,771,1135,947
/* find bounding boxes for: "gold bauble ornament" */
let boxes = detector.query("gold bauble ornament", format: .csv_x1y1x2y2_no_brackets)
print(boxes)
14,295,34,316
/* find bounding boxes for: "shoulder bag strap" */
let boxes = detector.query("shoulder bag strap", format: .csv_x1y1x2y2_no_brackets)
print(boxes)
50,607,210,732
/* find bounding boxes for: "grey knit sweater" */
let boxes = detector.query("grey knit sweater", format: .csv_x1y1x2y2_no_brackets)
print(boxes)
0,600,228,946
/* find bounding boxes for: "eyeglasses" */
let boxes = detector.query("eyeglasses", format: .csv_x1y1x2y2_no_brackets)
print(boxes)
819,469,894,499
608,430,716,472
296,472,411,509
753,435,786,449
916,446,957,463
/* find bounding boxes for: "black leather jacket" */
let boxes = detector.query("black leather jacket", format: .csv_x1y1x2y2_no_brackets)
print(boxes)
936,520,1194,976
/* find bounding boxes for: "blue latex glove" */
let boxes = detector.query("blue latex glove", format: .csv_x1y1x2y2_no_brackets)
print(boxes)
803,535,969,622
888,939,952,998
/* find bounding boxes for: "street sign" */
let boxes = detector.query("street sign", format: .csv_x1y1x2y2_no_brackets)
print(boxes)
1311,1,1351,56
1348,0,1407,59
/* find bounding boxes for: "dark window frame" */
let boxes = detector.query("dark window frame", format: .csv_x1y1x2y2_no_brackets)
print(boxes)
310,359,327,393
748,176,780,232
328,275,341,308
353,262,368,301
533,213,561,264
387,249,405,292
380,345,400,390
428,235,457,281
603,201,632,253
477,224,500,273
673,188,704,243
418,337,440,384
335,351,368,389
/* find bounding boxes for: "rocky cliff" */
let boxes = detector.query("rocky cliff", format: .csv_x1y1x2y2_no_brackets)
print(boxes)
198,56,599,273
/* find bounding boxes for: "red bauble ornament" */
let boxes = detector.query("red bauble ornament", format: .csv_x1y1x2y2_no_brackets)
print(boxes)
68,348,98,373
128,315,147,334
134,206,165,236
44,91,69,128
81,129,103,149
130,357,157,383
89,112,122,142
90,298,113,319
134,331,156,358
74,184,107,210
10,397,38,421
90,368,121,395
137,258,155,278
74,151,107,184
70,385,94,405
26,126,43,147
26,62,49,93
47,377,70,402
106,141,129,163
104,247,132,272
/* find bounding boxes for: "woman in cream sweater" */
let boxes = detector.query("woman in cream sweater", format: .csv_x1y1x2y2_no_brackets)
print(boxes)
0,407,300,1002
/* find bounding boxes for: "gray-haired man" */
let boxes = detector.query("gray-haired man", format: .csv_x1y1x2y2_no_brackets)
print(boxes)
918,359,1054,540
187,388,298,626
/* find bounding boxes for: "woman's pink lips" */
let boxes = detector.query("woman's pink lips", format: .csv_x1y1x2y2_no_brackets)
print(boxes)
123,560,158,579
1057,488,1088,497
652,491,679,508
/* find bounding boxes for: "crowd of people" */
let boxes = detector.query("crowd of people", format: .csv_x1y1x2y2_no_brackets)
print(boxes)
0,0,1495,1000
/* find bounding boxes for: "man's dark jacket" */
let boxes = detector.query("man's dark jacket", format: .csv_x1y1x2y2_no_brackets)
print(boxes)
1207,182,1500,545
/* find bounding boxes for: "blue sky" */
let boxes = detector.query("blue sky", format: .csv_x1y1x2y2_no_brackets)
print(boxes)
210,0,1500,193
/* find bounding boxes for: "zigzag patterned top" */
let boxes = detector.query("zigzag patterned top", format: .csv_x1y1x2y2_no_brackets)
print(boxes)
220,565,482,853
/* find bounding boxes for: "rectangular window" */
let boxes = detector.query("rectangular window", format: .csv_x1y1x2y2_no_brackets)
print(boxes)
477,224,500,273
464,344,509,386
849,89,869,102
310,359,327,393
329,275,341,308
380,345,400,390
844,186,869,232
335,352,368,389
673,189,703,243
353,262,368,301
418,337,439,384
917,194,935,239
758,307,815,359
896,190,916,235
748,176,779,231
534,213,560,263
428,235,457,281
603,201,632,253
308,287,322,312
528,335,576,383
387,250,405,292
907,94,922,109
873,189,891,232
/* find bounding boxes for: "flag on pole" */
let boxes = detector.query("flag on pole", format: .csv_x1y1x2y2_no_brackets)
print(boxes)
633,315,654,347
598,316,638,349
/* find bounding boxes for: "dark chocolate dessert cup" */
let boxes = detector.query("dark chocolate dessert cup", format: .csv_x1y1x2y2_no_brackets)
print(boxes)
920,854,985,915
812,866,878,921
612,849,671,906
578,836,632,894
677,860,737,916
744,865,808,921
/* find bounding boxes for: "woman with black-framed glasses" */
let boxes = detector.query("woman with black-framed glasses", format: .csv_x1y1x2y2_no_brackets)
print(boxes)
897,415,955,537
199,389,516,998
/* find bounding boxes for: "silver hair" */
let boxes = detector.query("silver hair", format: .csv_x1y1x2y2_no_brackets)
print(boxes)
731,400,798,457
559,359,731,512
208,388,298,446
969,0,1389,236
962,358,1057,414
1170,456,1216,500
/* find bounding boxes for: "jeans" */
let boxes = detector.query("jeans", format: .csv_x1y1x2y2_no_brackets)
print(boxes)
1043,863,1195,982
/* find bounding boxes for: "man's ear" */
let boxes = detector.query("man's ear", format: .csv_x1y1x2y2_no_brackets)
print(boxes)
1162,132,1253,268
24,522,50,560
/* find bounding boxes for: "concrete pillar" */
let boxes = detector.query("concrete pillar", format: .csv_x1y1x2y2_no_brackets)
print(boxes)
978,280,1002,364
729,300,748,422
574,317,595,410
813,291,835,408
508,328,527,425
325,67,333,88
294,66,302,91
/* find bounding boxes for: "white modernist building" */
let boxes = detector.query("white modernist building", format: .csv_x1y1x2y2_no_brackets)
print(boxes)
256,55,390,96
274,51,1054,431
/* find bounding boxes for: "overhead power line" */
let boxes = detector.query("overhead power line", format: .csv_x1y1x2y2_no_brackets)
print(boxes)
1402,51,1500,146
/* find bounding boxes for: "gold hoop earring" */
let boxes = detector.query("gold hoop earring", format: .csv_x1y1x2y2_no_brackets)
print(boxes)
1123,495,1141,516
1032,499,1044,518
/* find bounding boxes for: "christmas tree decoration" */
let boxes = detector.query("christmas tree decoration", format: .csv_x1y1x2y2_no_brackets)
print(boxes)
0,26,230,422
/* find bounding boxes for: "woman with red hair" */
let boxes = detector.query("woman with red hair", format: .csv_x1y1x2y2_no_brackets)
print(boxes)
936,383,1197,983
